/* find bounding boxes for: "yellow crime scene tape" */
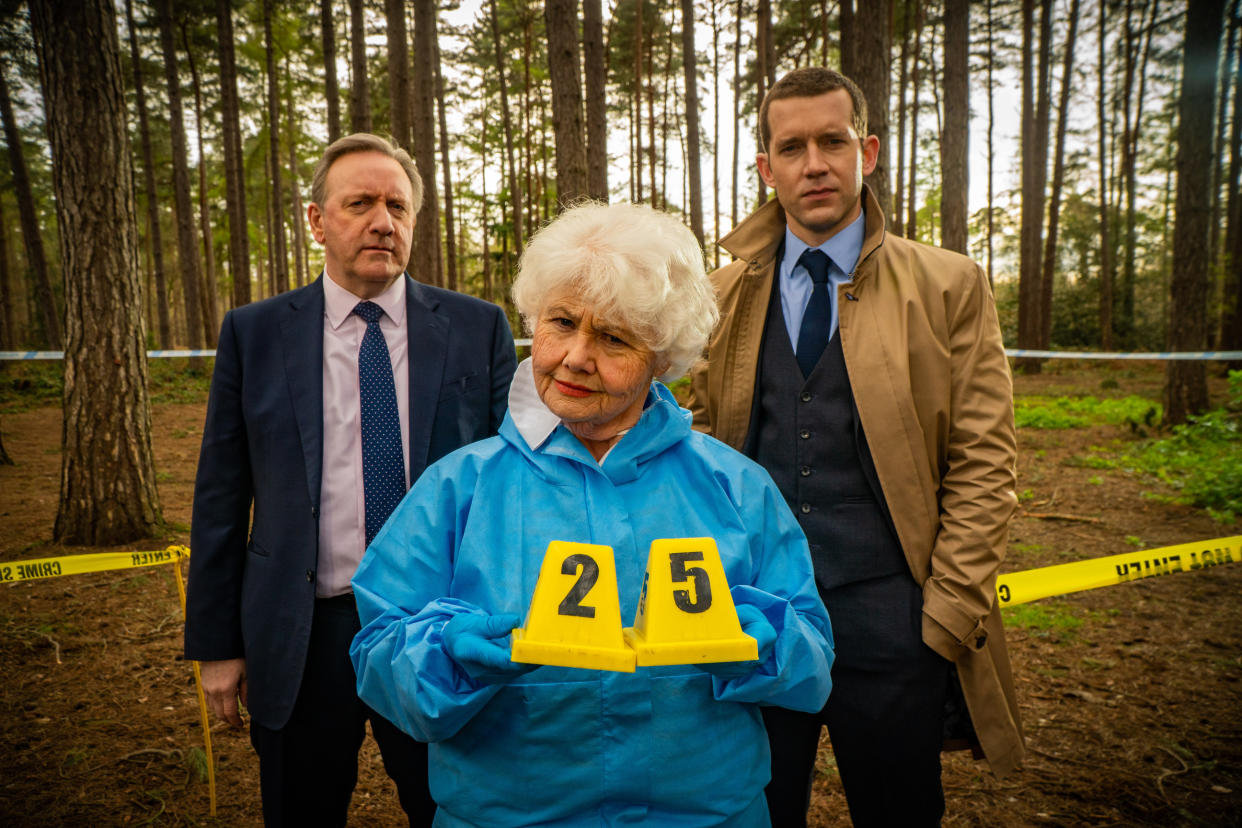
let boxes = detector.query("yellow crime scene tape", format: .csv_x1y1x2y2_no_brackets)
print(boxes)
0,544,217,816
996,535,1241,606
3,534,1240,817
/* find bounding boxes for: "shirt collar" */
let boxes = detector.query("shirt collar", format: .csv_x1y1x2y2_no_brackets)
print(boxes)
781,208,866,278
322,270,407,330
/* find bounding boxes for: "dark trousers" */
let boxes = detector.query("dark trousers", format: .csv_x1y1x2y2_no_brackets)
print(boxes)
763,573,950,828
250,594,435,828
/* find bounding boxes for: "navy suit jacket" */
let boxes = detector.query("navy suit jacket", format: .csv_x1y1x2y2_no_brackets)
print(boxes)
184,274,516,729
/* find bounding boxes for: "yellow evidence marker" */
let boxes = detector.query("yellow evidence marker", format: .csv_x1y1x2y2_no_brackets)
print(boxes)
623,537,758,666
511,541,637,672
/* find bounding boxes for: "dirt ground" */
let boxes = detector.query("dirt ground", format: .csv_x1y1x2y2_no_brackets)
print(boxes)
1,360,1239,827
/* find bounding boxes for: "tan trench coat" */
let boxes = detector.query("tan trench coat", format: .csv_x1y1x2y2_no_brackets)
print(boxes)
687,188,1025,778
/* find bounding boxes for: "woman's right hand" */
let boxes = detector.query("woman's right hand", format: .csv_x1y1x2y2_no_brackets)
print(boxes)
442,612,538,685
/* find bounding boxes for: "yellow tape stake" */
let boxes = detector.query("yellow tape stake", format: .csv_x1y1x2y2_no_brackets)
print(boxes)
996,535,1242,606
0,546,188,583
171,552,217,818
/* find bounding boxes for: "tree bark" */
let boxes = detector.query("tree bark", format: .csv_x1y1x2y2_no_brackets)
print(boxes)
216,0,251,309
985,0,996,286
182,21,219,345
939,0,968,254
1221,9,1242,369
1164,0,1225,424
285,54,309,290
489,0,524,261
348,0,372,132
681,0,705,246
0,64,61,348
1039,0,1081,349
710,0,721,262
411,0,442,285
756,0,772,205
906,0,922,239
263,0,289,295
322,0,341,143
433,35,457,291
855,0,892,218
29,0,163,544
384,0,412,150
124,0,172,347
545,0,589,206
0,197,13,347
583,0,608,200
154,0,205,348
1097,0,1113,349
1016,0,1051,372
893,0,910,238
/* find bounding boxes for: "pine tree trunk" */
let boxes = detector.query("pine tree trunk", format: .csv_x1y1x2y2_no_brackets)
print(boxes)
710,0,721,262
217,0,251,309
0,66,61,349
285,56,309,290
635,0,645,203
985,0,996,286
894,0,909,239
1097,0,1113,349
583,0,608,200
349,0,372,132
183,23,219,345
545,0,589,206
1164,0,1225,424
939,0,968,254
384,0,412,149
756,0,771,205
1039,0,1081,349
263,0,289,295
322,0,341,143
0,198,14,347
489,0,524,261
155,0,205,348
124,0,172,347
29,0,163,544
412,0,442,285
1017,0,1050,372
906,0,922,240
1221,11,1242,369
681,0,705,246
855,0,892,218
433,36,457,291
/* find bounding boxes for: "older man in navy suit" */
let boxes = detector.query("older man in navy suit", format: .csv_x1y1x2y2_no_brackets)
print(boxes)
184,133,516,826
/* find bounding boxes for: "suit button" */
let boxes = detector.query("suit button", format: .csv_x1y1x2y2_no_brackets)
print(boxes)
311,506,319,519
306,569,315,583
799,429,810,439
800,466,812,477
800,391,812,402
800,503,811,514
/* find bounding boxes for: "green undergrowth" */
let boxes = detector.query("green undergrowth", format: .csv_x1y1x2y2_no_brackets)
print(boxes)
0,359,212,411
1014,394,1160,430
1121,371,1242,523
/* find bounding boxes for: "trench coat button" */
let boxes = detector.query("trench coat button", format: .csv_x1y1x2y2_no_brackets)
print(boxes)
800,503,812,514
799,428,811,439
306,569,315,583
974,634,987,649
800,465,812,477
800,391,812,402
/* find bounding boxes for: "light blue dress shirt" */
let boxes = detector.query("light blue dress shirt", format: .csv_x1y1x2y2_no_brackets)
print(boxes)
778,209,866,349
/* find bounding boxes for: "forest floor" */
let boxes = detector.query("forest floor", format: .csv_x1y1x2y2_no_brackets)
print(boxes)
0,360,1239,827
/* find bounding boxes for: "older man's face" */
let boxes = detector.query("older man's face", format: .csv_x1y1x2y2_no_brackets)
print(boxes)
308,151,415,299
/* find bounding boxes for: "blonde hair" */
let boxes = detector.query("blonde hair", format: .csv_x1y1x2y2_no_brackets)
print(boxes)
512,201,718,381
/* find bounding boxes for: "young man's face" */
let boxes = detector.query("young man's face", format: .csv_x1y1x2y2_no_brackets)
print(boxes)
756,89,880,247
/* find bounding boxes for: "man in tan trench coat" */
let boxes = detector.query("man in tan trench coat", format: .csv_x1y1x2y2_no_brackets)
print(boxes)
688,67,1024,827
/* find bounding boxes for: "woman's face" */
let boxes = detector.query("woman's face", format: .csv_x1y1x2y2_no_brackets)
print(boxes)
531,290,665,445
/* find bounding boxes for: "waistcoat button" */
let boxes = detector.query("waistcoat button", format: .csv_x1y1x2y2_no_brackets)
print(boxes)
800,391,812,403
799,429,810,439
800,503,812,514
800,466,812,477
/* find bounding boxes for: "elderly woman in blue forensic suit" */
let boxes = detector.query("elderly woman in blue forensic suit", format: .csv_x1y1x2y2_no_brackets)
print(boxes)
350,201,833,827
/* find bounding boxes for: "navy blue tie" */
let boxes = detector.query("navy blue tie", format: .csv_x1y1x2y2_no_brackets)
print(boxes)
353,301,406,546
795,249,832,378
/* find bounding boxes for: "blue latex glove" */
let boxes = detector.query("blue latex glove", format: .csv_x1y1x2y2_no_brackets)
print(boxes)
697,603,778,681
442,612,537,685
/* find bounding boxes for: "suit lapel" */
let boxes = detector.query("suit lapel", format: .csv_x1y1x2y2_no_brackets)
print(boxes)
404,274,446,480
281,278,326,508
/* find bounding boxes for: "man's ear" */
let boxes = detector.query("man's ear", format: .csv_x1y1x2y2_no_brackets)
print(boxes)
756,153,776,189
307,203,325,244
861,134,880,177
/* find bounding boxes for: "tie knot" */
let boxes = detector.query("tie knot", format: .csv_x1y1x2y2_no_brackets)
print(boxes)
798,249,831,285
352,301,384,325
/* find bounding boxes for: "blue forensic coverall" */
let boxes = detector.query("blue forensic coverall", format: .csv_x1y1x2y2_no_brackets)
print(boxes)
351,362,834,828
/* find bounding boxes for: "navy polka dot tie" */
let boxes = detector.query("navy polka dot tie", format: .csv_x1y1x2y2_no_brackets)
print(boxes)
795,249,832,379
353,301,406,546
